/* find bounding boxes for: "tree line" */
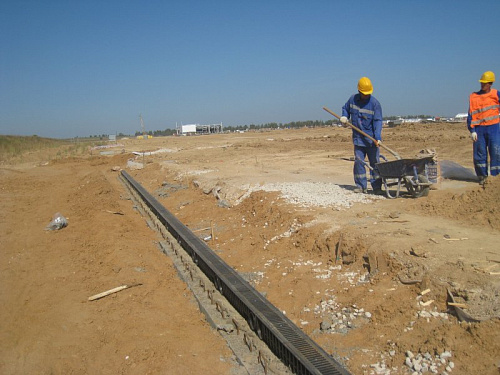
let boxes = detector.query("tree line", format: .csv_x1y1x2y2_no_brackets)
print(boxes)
88,115,434,138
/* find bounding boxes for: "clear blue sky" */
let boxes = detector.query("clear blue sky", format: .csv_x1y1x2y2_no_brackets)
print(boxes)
1,0,499,138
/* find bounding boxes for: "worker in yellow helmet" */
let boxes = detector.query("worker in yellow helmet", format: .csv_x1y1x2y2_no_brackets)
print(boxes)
467,71,500,184
340,77,383,194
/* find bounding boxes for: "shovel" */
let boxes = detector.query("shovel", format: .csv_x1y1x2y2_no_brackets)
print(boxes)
323,106,401,160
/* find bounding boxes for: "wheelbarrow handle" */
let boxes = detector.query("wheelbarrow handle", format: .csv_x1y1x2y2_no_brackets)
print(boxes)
323,106,402,160
355,156,374,171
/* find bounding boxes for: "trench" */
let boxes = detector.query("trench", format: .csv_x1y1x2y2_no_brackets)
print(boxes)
120,170,351,375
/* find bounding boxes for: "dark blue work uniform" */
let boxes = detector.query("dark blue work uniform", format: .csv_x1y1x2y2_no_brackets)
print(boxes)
342,94,383,191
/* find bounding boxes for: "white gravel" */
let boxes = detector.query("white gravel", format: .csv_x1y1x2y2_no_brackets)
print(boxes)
252,181,383,209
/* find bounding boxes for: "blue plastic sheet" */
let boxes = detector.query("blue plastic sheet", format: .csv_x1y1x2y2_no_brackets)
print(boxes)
440,160,478,182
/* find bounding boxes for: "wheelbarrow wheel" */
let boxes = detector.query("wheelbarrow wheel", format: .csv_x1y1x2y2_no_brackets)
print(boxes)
405,174,430,198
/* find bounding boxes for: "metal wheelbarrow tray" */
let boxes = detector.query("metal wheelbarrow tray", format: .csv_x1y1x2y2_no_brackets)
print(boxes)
375,156,438,198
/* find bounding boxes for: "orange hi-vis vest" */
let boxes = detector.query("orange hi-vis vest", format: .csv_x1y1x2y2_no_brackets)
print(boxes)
469,88,500,128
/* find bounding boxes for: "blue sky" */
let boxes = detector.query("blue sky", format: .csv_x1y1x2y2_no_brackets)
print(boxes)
1,0,499,138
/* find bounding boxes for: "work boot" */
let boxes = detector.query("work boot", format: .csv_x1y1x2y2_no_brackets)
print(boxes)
372,188,385,196
353,187,367,194
478,176,488,186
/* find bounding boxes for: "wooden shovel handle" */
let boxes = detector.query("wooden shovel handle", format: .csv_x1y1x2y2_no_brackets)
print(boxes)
323,106,401,160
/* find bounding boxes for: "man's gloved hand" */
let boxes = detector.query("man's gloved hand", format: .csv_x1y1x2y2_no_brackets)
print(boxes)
470,132,477,142
340,116,348,124
375,140,382,147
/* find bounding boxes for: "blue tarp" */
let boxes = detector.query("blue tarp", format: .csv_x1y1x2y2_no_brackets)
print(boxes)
440,160,478,182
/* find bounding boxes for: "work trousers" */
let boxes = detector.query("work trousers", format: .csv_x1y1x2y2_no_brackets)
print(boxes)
354,145,382,190
473,123,500,177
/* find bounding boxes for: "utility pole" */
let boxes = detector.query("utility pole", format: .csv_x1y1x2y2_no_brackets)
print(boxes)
140,114,146,138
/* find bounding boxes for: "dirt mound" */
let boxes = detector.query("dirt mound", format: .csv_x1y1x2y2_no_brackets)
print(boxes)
68,170,122,216
0,159,234,375
411,175,500,230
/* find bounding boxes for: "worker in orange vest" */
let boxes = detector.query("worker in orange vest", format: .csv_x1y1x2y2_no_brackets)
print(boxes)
467,71,500,184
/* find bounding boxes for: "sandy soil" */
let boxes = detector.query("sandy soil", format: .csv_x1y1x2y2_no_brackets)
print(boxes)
1,123,499,375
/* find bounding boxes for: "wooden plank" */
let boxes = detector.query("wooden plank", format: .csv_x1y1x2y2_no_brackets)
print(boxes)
88,283,142,301
448,302,467,308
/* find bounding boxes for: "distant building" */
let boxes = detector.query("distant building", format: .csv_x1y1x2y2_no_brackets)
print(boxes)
177,123,223,136
454,113,468,122
180,124,198,135
386,119,403,127
403,118,422,123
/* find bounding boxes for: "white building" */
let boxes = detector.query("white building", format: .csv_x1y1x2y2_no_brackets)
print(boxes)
177,123,223,136
454,113,468,122
180,124,197,135
403,118,422,123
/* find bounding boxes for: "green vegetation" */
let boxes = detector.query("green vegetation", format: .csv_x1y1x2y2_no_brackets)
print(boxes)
93,116,440,138
132,120,338,136
143,116,436,136
384,115,432,120
132,129,177,137
224,120,335,132
0,135,64,158
0,135,100,163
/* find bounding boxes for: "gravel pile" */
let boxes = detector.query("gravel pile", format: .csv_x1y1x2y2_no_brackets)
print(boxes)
256,181,383,209
404,350,454,375
364,350,455,375
319,305,372,335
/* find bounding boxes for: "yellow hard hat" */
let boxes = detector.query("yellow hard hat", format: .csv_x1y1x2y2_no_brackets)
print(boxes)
358,77,373,95
479,71,495,83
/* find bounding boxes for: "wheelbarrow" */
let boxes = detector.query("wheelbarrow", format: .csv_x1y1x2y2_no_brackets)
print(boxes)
323,107,438,198
354,155,437,198
375,156,437,198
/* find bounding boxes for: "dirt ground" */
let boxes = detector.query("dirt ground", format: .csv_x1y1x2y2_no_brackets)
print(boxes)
1,122,499,375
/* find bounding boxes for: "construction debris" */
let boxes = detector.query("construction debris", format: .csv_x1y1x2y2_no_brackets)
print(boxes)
88,283,142,301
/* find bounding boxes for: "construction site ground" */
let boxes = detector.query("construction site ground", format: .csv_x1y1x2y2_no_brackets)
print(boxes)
1,122,499,375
